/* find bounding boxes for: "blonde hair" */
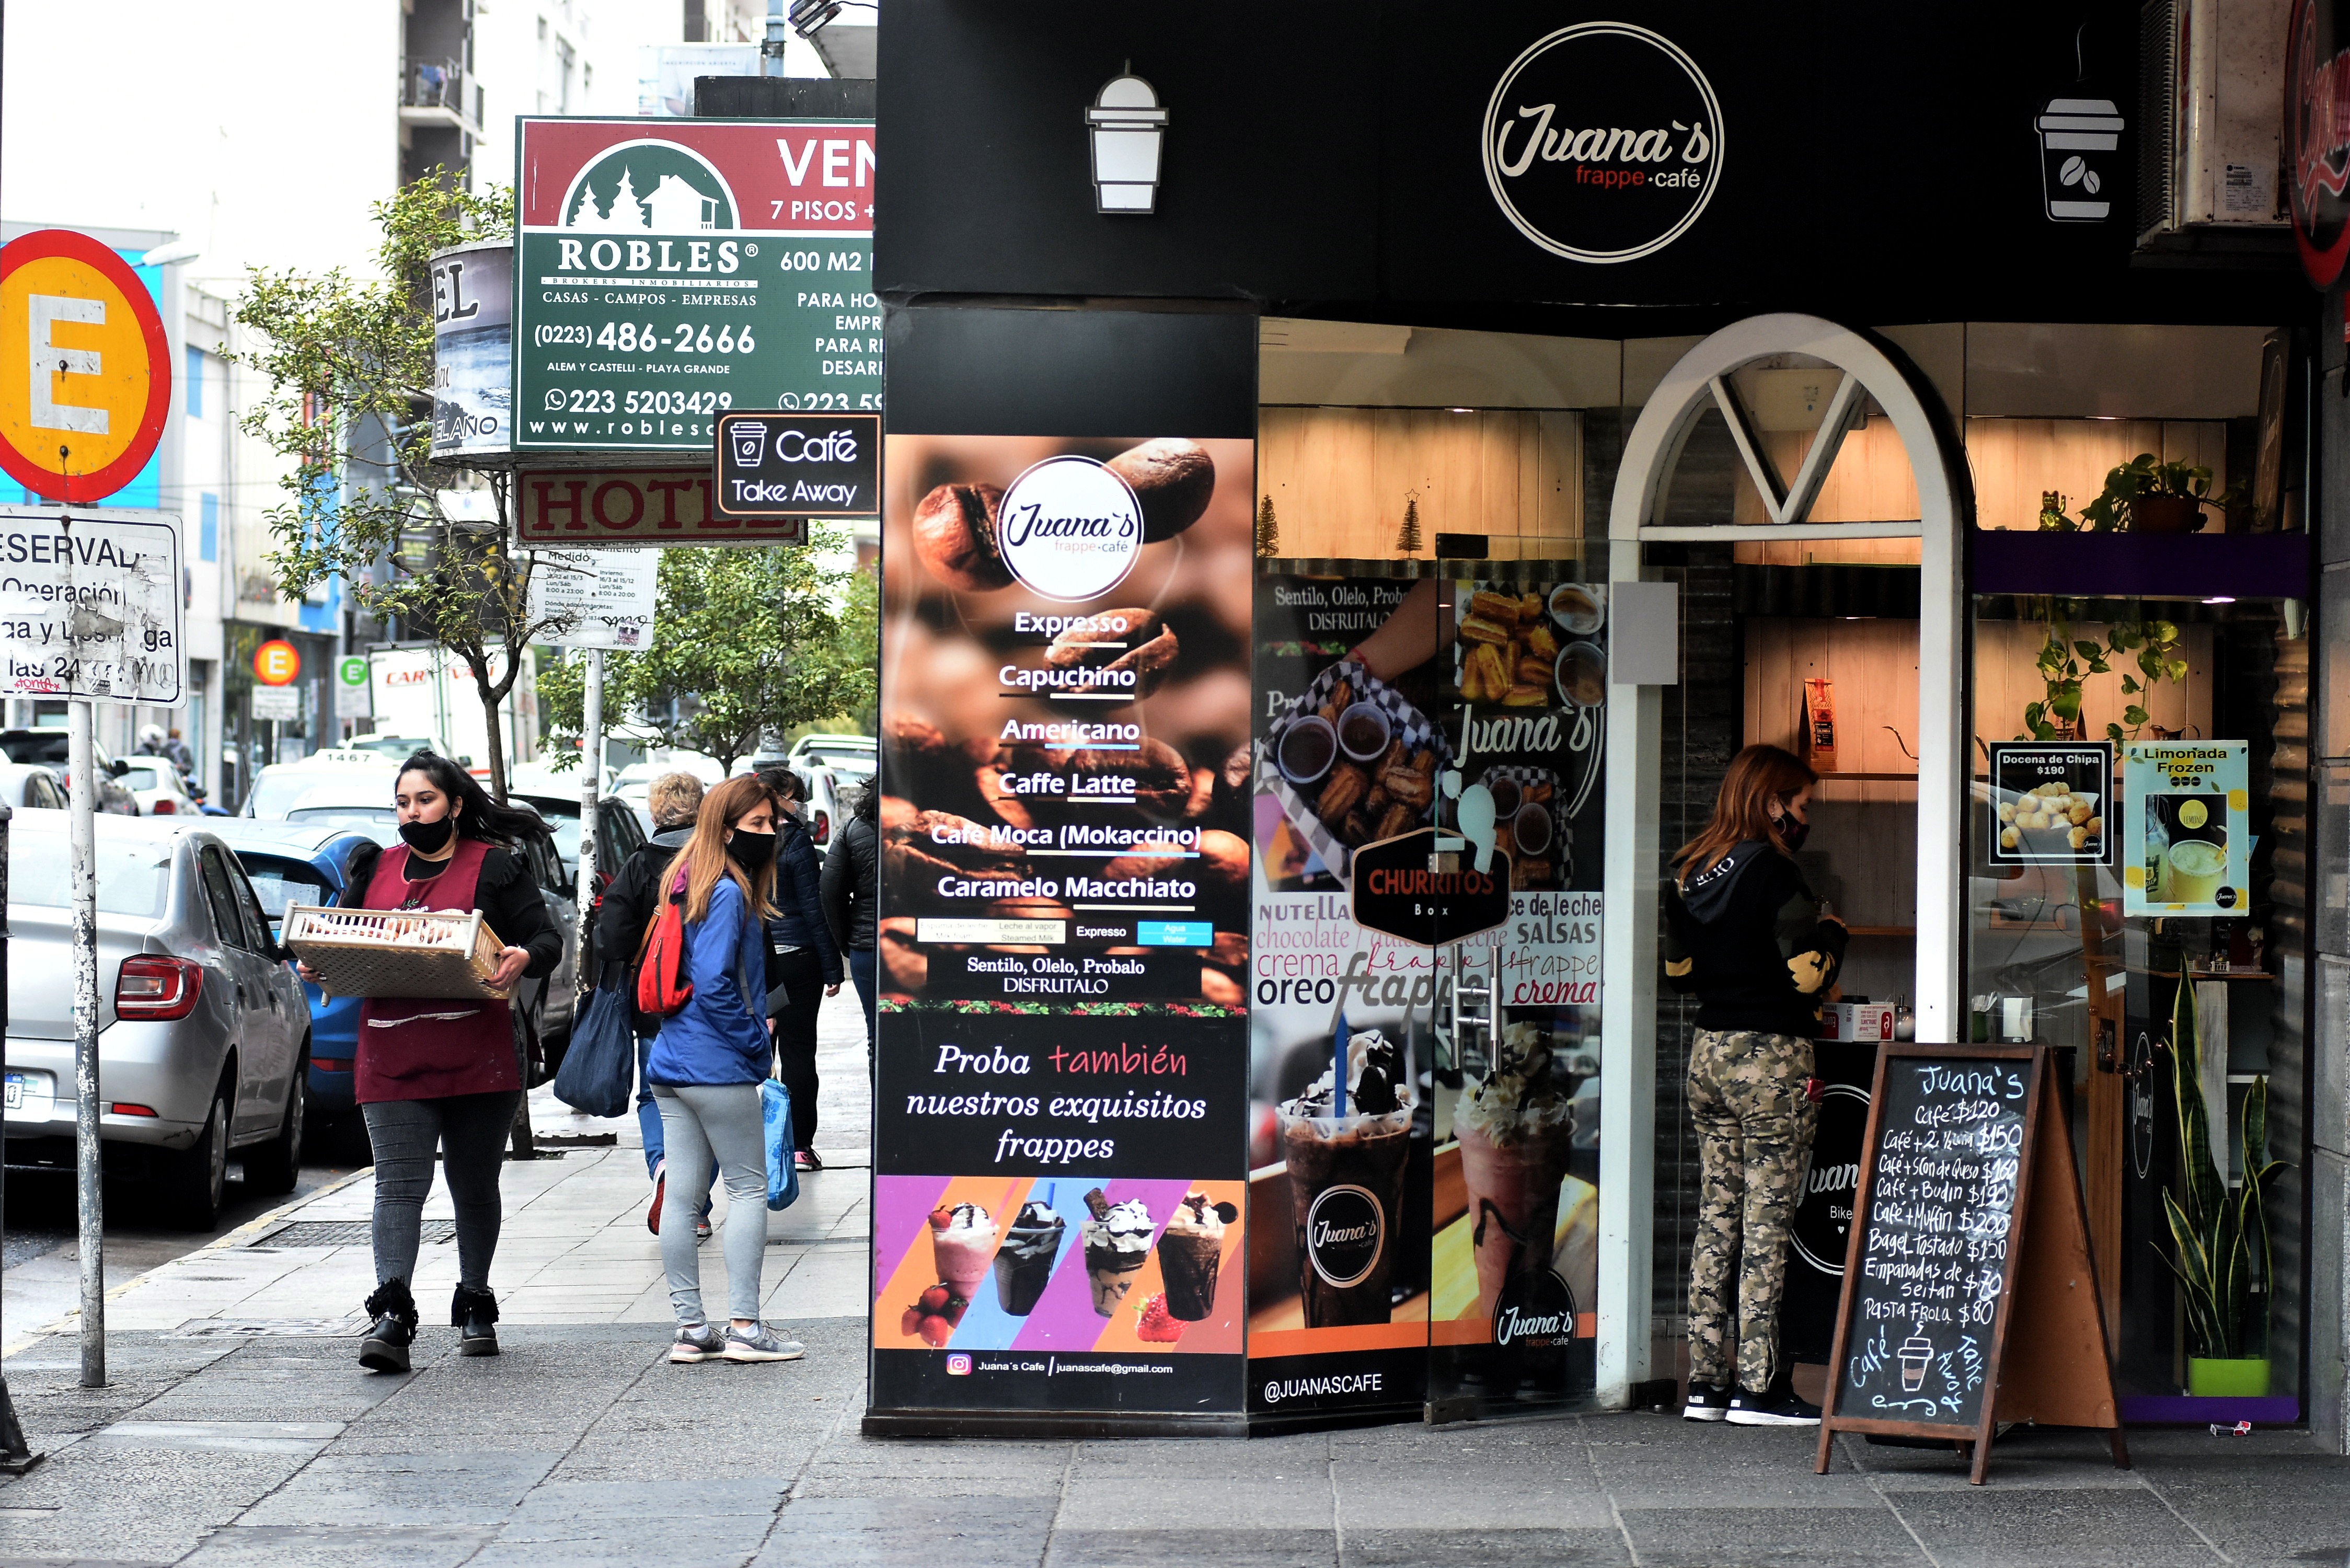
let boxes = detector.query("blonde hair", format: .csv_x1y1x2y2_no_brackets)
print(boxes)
647,770,706,829
664,774,779,925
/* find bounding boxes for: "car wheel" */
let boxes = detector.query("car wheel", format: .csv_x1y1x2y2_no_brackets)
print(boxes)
171,1085,232,1230
243,1046,307,1195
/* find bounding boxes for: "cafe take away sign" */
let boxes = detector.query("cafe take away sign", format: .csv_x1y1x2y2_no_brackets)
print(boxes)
0,231,171,504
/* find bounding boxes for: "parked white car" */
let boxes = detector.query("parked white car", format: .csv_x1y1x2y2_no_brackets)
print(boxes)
118,757,204,816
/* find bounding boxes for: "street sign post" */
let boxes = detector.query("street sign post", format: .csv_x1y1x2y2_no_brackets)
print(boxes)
714,409,879,522
253,639,299,687
511,117,878,455
335,655,372,720
0,505,187,1389
0,231,171,505
250,686,299,722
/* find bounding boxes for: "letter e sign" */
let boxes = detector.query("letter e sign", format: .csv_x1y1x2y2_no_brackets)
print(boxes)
0,230,171,503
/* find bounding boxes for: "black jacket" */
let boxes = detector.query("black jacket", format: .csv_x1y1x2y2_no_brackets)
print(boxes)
820,812,877,952
595,822,692,964
766,810,843,990
1661,839,1847,1039
339,840,564,980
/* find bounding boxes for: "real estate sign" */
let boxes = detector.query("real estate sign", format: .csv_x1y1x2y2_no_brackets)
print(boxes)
512,118,879,454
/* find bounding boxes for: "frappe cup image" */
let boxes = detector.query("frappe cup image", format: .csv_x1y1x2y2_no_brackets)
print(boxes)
993,1197,1065,1316
1899,1334,1936,1392
928,1202,999,1305
1281,1030,1414,1328
1081,1189,1154,1316
1155,1191,1237,1321
1455,1022,1581,1325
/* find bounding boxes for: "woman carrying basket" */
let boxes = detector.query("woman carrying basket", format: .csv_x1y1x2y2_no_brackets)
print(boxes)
297,752,562,1374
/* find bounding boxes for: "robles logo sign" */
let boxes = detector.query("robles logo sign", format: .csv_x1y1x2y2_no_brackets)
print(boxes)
1481,22,1724,264
994,455,1145,602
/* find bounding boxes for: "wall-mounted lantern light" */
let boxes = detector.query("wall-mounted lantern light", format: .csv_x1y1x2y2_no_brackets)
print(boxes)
1086,67,1168,214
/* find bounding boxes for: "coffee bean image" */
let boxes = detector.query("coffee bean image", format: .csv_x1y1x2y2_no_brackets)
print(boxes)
1106,439,1216,543
912,481,1010,591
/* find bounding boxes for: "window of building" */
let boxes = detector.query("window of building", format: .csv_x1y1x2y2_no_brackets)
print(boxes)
199,494,218,562
185,347,205,419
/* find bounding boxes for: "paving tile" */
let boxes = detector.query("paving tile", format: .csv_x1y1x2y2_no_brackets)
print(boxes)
1619,1505,1930,1566
1048,1528,1338,1566
1890,1486,2225,1566
749,1495,1055,1567
1334,1458,1616,1530
1059,1475,1333,1529
236,1448,563,1527
179,1523,501,1567
1340,1528,1632,1567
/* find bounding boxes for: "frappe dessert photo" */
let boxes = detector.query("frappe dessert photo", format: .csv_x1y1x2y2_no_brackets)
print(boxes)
1156,1190,1239,1320
1455,1022,1587,1325
1082,1188,1155,1316
929,1201,1000,1306
1280,1029,1415,1328
994,1196,1067,1316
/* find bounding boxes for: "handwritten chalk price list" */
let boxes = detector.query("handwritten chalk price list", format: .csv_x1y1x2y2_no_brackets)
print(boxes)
1835,1062,2029,1426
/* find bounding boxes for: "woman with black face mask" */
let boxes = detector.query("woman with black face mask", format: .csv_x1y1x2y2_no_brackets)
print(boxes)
1660,743,1847,1429
640,774,804,1365
296,752,561,1374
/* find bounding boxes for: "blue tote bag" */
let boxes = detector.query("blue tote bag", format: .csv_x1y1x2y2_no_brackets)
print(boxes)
761,1077,800,1210
551,985,634,1120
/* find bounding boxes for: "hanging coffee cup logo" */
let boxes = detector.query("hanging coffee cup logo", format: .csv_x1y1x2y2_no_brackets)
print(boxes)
1481,22,1724,263
994,454,1146,601
1304,1183,1385,1288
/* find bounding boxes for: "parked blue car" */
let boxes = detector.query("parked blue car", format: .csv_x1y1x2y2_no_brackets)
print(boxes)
199,819,380,1114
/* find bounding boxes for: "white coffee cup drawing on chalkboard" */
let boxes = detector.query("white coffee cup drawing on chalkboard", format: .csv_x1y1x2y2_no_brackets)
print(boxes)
1898,1334,1935,1392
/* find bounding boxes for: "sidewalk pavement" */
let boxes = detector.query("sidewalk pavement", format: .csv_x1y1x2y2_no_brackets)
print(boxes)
5,992,2350,1565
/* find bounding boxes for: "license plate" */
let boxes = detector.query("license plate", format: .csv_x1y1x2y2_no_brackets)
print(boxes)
4,1074,22,1110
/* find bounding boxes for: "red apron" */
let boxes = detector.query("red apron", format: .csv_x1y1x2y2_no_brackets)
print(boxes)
354,839,521,1104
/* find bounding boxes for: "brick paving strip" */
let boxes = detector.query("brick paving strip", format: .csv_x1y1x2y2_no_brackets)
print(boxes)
3,998,2348,1564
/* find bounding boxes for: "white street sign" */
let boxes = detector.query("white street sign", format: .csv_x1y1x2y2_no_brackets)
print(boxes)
0,508,184,703
333,655,372,719
527,547,658,650
251,686,299,722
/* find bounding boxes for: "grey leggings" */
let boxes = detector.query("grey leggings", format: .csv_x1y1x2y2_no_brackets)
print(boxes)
654,1083,768,1324
362,1090,521,1292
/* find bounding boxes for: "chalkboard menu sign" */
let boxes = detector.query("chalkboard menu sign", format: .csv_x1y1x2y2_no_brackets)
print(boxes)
1816,1044,2128,1485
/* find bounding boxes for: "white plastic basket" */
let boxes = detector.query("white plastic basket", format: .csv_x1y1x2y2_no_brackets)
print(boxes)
282,904,510,1000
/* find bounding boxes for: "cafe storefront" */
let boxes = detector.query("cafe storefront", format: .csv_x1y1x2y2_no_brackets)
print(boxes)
869,1,2345,1443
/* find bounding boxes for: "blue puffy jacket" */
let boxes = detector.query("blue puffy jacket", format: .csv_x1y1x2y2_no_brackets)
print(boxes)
644,877,769,1087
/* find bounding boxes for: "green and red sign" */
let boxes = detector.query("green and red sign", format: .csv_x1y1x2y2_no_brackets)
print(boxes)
512,117,879,453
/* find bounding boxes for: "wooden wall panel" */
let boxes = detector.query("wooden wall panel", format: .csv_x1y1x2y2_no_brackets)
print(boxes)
1970,620,2215,755
1744,618,1923,798
1257,406,1584,559
1966,418,2231,532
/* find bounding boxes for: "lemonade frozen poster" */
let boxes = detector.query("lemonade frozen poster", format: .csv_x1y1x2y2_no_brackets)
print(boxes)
2122,741,2249,916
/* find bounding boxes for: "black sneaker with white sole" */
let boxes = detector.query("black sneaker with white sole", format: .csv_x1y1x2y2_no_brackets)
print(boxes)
1681,1380,1732,1422
1724,1385,1822,1426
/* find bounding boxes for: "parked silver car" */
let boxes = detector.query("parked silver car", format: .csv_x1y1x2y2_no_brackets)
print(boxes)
1,815,310,1228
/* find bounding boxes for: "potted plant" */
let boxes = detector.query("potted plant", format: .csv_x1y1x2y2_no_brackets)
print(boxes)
2018,598,2185,743
2078,453,2217,535
2158,980,2283,1397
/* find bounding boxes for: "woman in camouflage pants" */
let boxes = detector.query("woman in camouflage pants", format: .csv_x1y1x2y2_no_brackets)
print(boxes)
1663,744,1848,1427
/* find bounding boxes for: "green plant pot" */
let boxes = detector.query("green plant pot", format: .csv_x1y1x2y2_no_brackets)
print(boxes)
2132,496,2206,534
2187,1356,2271,1397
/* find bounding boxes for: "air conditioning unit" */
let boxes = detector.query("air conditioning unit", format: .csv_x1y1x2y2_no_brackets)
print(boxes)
2137,0,2292,248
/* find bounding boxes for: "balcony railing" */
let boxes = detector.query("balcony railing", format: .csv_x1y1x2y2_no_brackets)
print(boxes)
400,59,477,126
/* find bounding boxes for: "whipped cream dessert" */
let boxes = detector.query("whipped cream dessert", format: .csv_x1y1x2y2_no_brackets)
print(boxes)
1081,1188,1154,1317
928,1201,999,1305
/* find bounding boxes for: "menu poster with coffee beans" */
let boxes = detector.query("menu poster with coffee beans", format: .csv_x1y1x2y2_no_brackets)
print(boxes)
2120,741,2248,916
873,433,1255,1420
1426,577,1605,1412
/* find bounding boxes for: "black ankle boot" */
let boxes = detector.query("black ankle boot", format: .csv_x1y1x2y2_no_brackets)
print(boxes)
360,1280,418,1374
453,1284,500,1357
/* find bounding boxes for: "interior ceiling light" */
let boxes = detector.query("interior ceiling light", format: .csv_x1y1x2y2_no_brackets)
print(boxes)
2204,596,2236,605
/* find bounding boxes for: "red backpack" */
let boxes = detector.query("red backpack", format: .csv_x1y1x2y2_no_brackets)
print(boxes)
635,869,694,1019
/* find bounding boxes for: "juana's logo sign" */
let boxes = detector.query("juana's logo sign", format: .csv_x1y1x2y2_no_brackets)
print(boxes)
2288,0,2350,285
1790,1080,1869,1276
994,455,1145,602
1480,22,1724,264
1303,1183,1384,1288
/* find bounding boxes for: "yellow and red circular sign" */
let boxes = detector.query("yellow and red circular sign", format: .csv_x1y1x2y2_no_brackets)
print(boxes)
0,230,171,504
254,640,302,687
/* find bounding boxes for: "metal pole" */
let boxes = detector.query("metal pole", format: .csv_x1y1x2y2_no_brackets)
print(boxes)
0,799,43,1472
68,699,102,1388
572,649,603,985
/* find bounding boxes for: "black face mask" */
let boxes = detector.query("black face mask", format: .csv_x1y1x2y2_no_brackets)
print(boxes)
400,815,457,853
727,829,775,868
1773,813,1811,854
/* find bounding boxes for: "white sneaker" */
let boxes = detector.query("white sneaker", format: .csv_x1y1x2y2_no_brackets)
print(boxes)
723,1322,805,1363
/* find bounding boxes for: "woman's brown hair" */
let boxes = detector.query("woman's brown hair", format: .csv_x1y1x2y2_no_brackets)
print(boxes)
664,774,779,924
1671,743,1817,885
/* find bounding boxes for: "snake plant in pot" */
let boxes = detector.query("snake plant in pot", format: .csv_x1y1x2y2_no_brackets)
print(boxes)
2159,979,2284,1396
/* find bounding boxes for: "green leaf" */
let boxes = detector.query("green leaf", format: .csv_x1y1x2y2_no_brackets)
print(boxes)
2124,705,2148,727
2104,723,2125,741
2120,674,2140,694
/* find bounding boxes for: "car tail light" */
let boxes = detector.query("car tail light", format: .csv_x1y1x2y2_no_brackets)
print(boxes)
116,955,202,1020
813,810,831,845
312,1057,353,1073
109,1103,159,1117
153,799,176,814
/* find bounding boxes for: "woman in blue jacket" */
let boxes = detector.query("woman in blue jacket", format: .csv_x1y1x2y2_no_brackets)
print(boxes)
646,774,803,1366
757,767,842,1169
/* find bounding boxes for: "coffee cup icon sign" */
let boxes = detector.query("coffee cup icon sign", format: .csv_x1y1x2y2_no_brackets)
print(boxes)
1898,1334,1936,1392
2035,98,2124,222
730,421,768,467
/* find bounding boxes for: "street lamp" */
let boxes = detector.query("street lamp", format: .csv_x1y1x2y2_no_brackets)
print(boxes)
1085,67,1169,214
